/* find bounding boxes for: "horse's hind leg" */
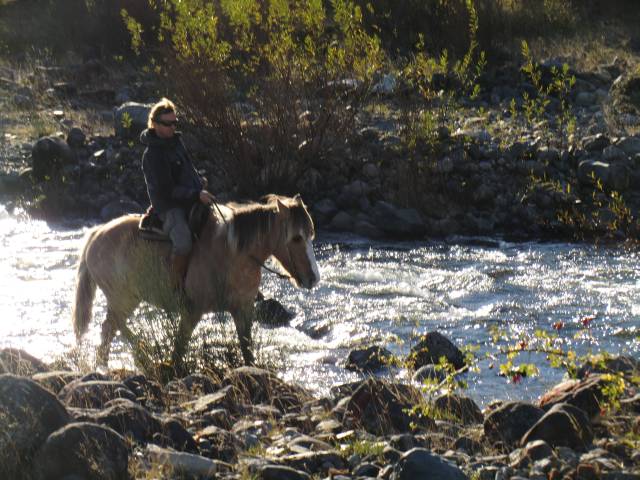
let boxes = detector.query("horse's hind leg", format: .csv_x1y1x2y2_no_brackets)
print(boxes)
96,303,135,367
171,309,203,371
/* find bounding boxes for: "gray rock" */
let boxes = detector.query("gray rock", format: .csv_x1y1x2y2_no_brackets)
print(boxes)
391,448,468,480
484,401,545,448
312,198,338,225
345,345,392,372
354,219,384,238
66,127,86,148
0,347,49,375
412,364,447,383
259,465,311,480
370,201,425,237
90,398,162,443
31,136,73,180
522,402,593,449
433,394,483,425
409,331,465,370
329,211,355,231
0,374,71,478
616,136,640,156
602,145,626,162
582,133,611,152
58,380,137,409
33,422,128,480
32,371,83,395
578,159,610,186
255,298,295,326
114,101,151,139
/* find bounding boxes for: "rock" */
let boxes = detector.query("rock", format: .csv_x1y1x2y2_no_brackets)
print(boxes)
31,136,73,180
123,374,165,406
616,136,640,156
604,73,640,135
90,398,162,443
32,370,83,395
578,159,610,186
582,133,611,152
602,145,626,162
577,355,639,378
341,378,427,435
160,417,199,453
0,348,49,375
354,219,384,238
277,451,346,475
194,424,242,462
114,101,151,139
312,198,338,225
354,462,381,476
145,444,222,477
370,201,426,237
345,345,392,372
223,367,311,413
66,127,86,148
484,402,545,448
412,364,447,383
391,448,468,480
0,375,71,478
99,199,143,221
255,298,295,326
329,210,355,231
33,422,128,480
538,376,607,419
58,380,137,408
372,73,398,95
433,394,483,425
259,464,311,480
409,331,465,370
522,403,593,449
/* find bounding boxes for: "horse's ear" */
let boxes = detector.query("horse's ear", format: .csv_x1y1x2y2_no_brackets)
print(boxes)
276,198,290,218
293,193,303,204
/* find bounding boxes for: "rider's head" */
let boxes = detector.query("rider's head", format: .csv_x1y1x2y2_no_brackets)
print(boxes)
149,98,178,139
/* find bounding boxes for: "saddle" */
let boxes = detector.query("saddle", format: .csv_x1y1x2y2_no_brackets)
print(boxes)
138,203,210,242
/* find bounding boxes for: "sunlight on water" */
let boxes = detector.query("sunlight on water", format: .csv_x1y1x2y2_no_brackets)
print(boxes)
0,211,639,405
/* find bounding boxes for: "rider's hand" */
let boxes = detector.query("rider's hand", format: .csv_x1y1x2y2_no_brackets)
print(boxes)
199,190,215,205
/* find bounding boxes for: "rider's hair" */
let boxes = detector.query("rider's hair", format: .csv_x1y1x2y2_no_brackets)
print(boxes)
148,97,176,128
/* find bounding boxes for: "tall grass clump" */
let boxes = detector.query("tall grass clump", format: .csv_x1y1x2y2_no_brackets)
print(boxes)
123,0,384,197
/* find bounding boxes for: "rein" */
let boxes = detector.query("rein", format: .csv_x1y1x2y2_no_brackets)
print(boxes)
209,199,292,281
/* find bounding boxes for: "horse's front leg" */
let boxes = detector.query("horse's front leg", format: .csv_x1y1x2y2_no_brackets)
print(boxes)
171,309,203,370
230,305,255,365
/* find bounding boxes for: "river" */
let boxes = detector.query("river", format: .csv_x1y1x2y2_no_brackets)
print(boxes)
1,204,638,406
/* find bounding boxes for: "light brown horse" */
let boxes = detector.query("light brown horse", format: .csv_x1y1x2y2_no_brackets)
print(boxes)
72,194,320,367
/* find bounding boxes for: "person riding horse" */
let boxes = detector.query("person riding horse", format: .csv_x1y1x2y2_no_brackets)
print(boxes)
141,98,216,289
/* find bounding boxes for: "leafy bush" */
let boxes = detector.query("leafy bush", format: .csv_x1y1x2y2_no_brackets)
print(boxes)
125,0,384,196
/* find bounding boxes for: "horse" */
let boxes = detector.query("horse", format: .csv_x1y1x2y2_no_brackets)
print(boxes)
72,194,320,368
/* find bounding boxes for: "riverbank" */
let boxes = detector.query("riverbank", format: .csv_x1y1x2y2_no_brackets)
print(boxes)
1,347,639,479
2,49,640,243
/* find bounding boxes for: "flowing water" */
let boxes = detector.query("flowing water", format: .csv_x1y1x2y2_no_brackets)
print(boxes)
1,204,639,406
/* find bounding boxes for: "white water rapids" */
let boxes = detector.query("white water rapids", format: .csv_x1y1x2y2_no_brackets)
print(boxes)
1,204,638,405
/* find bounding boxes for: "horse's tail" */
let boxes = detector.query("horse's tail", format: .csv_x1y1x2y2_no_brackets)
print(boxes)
72,228,98,340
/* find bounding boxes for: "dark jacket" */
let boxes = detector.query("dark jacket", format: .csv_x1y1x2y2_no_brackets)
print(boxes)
140,129,203,215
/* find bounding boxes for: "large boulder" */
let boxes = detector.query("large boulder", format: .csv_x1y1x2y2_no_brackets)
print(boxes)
0,375,71,478
370,201,426,237
433,394,483,425
345,345,393,372
409,331,465,370
538,375,607,419
604,73,640,135
114,101,152,139
0,348,49,375
31,136,73,180
33,422,129,480
58,380,138,408
341,378,427,435
391,448,468,480
521,402,593,449
483,401,545,448
222,367,311,413
89,398,163,443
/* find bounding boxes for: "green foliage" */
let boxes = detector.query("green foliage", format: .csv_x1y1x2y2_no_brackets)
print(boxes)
124,0,384,196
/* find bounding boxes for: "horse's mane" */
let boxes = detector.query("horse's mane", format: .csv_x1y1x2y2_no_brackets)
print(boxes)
224,196,313,252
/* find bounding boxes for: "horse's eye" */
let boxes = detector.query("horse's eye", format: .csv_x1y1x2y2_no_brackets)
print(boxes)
292,235,304,243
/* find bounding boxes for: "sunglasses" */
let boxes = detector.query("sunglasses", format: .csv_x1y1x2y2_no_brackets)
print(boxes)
155,119,179,127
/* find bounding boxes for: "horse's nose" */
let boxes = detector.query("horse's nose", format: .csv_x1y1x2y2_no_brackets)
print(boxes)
307,271,320,289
